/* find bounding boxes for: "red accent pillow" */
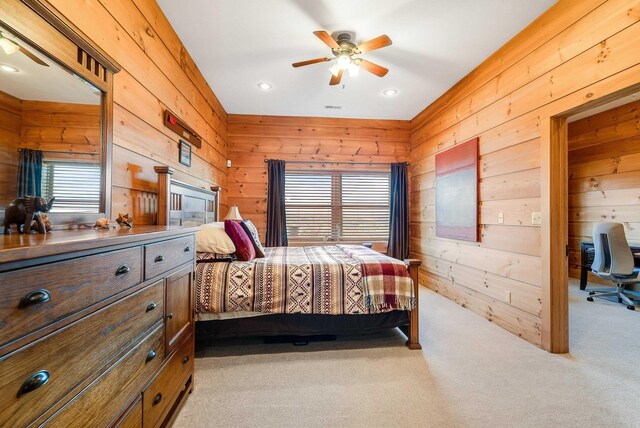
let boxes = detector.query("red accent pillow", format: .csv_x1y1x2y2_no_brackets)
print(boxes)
224,220,256,261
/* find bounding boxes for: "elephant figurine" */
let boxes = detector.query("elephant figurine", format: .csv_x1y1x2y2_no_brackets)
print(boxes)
3,196,55,234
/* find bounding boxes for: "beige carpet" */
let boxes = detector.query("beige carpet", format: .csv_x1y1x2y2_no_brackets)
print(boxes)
174,279,640,427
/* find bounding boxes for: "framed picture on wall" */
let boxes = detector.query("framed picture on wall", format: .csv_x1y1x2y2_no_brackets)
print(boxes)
435,137,479,241
179,140,191,167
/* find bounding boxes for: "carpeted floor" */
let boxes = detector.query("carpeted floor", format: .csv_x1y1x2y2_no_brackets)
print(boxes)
174,279,640,427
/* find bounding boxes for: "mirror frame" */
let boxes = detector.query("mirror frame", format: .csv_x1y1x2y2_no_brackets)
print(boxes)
0,0,120,229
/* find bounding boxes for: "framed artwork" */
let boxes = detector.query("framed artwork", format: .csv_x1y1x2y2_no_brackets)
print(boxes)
435,137,479,241
179,140,191,167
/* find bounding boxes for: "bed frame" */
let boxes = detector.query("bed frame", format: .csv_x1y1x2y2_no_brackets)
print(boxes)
155,166,422,350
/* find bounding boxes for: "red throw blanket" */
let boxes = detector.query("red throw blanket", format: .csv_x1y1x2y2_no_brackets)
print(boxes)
337,245,415,311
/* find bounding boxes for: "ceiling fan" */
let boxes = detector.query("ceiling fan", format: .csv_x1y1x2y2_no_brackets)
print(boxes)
292,31,391,85
0,32,49,67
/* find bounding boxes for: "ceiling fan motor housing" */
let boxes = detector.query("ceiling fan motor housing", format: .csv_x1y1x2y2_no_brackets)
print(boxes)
331,31,357,56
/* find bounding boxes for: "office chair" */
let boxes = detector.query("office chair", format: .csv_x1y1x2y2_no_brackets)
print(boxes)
587,222,640,310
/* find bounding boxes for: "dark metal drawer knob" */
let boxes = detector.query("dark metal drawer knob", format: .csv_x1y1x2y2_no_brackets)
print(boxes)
115,265,131,276
19,289,51,309
17,370,49,397
182,356,189,365
154,255,165,263
184,246,190,252
152,393,163,406
166,313,173,320
146,302,158,312
146,350,157,363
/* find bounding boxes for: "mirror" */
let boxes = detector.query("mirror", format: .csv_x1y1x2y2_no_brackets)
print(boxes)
0,24,104,224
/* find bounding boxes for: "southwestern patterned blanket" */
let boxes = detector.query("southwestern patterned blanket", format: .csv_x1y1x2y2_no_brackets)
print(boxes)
195,245,415,315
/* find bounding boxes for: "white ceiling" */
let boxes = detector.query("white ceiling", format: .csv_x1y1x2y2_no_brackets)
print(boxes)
0,28,100,105
158,0,556,120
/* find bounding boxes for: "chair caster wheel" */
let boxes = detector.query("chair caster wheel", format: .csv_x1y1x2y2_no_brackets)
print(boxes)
587,297,594,302
589,291,595,296
627,305,636,311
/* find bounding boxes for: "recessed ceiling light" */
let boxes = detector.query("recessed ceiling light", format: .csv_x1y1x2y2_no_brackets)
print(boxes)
257,82,272,90
382,89,398,96
0,64,19,73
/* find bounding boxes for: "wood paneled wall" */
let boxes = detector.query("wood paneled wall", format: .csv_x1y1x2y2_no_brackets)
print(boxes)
409,0,640,349
568,99,640,284
227,115,410,247
45,0,228,224
0,92,21,209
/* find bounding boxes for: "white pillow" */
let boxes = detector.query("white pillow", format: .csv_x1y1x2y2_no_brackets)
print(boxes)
195,222,236,254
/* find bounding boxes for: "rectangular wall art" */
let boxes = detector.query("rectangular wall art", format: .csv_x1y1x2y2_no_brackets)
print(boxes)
435,137,479,241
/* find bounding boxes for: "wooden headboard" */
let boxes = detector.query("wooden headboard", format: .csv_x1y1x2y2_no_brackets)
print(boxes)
155,166,220,226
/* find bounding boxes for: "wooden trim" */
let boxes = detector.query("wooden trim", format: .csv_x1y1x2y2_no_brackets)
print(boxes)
404,258,422,350
540,116,569,353
21,0,120,74
155,166,175,226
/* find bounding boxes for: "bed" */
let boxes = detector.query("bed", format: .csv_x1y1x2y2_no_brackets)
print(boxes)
155,166,421,349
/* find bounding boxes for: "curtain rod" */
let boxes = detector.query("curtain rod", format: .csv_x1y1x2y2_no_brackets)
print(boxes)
17,148,100,156
263,159,408,166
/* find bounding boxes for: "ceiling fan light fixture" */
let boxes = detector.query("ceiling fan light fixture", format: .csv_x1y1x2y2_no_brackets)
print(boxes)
329,63,341,77
348,61,360,77
0,37,19,55
336,54,351,70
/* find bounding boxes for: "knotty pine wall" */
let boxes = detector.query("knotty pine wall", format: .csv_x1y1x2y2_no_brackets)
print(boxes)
0,92,21,209
227,114,410,249
410,0,640,348
44,0,228,224
568,99,640,285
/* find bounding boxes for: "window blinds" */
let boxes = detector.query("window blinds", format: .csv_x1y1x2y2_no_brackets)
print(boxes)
41,162,101,212
285,171,390,242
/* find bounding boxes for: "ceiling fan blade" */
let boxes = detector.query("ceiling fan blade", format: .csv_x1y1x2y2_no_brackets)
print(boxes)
359,59,388,77
357,35,392,54
292,57,330,68
314,31,340,50
18,46,49,67
329,69,343,86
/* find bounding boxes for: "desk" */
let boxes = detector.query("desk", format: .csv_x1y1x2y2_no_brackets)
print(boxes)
579,242,640,290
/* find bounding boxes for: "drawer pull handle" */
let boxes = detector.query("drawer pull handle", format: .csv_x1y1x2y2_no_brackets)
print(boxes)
17,370,49,397
154,255,165,263
19,289,51,309
115,265,131,276
182,356,190,365
146,302,158,312
166,313,173,320
146,350,157,363
152,393,163,406
184,246,190,252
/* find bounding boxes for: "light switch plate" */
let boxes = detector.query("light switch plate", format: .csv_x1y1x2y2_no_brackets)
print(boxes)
505,290,512,303
532,212,542,225
498,212,504,224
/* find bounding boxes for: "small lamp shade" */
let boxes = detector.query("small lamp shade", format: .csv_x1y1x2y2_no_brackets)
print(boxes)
224,205,243,221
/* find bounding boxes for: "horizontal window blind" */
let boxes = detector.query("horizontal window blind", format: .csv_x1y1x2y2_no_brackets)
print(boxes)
285,171,390,242
41,162,101,213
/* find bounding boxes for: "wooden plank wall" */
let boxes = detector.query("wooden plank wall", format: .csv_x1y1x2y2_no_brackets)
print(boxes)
0,92,21,209
409,0,640,348
227,114,410,249
44,0,228,224
568,99,640,285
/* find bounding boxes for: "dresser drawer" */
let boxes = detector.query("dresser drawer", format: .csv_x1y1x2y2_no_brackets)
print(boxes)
115,398,142,428
0,246,143,349
143,334,194,428
43,324,164,428
144,236,194,280
0,281,164,427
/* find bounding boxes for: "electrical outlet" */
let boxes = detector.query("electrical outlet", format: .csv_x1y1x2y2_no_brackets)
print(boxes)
531,212,542,225
505,291,512,303
498,212,504,224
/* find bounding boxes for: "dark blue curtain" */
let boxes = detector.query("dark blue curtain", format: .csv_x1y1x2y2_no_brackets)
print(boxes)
387,162,409,260
265,159,288,247
17,149,43,197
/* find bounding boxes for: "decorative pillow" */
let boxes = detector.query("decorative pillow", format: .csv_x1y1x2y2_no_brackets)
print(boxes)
195,222,236,254
241,220,266,258
196,252,235,263
224,220,256,261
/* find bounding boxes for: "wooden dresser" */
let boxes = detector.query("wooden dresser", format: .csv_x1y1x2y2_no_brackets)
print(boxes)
0,226,198,427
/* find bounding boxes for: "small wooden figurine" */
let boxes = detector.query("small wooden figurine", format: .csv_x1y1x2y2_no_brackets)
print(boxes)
3,196,55,234
31,213,53,232
94,217,111,229
116,213,134,229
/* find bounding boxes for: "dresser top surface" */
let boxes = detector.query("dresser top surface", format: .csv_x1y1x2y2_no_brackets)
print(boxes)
0,226,199,265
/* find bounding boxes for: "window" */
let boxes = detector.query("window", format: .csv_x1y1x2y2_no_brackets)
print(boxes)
41,162,101,212
285,171,390,242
